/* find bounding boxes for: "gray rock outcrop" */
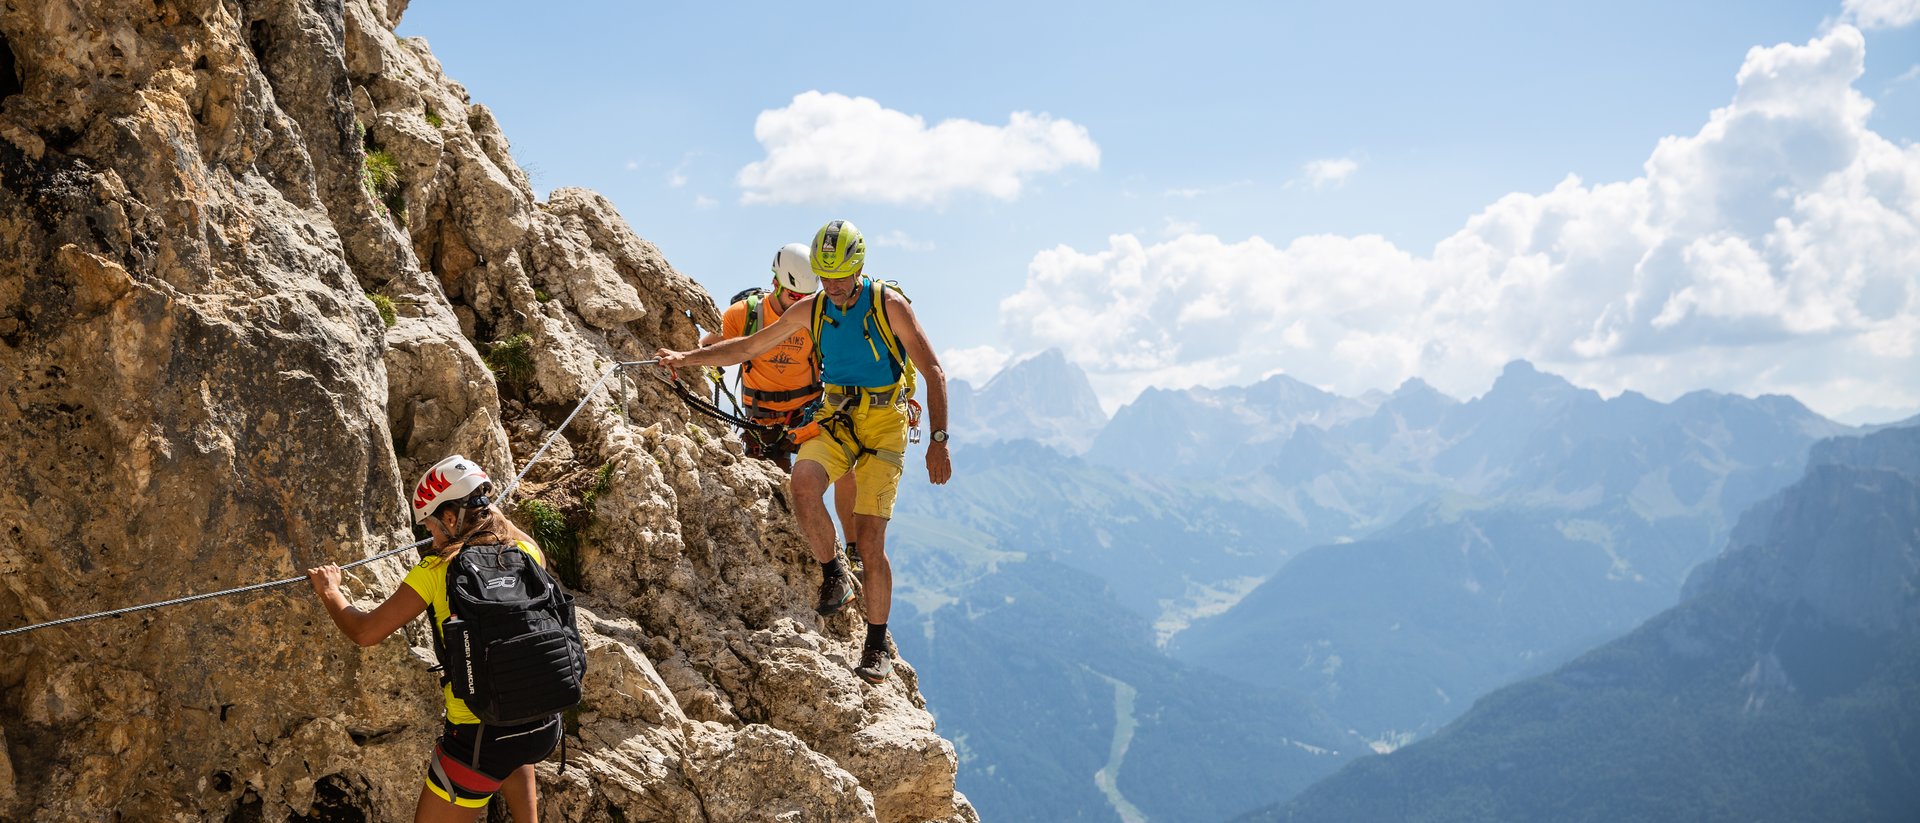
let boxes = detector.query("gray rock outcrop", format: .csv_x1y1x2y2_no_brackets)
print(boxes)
0,1,974,821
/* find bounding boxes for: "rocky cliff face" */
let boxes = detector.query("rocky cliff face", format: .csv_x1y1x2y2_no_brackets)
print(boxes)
0,2,974,821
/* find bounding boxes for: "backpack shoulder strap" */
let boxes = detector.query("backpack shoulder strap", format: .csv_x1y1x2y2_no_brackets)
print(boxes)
868,280,900,355
810,292,830,365
745,292,764,337
741,293,764,378
868,280,916,396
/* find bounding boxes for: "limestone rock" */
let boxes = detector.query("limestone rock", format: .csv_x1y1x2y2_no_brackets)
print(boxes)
0,2,973,821
0,726,13,808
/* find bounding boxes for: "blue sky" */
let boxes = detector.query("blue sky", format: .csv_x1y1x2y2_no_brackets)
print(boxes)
397,1,1920,422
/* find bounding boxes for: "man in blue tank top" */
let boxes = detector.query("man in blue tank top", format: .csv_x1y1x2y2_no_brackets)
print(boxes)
656,220,952,684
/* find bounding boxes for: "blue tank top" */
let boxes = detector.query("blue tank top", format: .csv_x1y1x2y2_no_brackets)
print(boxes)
817,278,903,389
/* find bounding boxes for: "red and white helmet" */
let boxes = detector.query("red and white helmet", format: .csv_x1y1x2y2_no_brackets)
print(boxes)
411,454,492,524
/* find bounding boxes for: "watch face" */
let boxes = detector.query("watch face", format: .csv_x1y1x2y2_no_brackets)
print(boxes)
932,430,949,442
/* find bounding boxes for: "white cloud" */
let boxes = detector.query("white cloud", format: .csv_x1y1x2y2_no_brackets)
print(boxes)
1163,217,1203,236
667,152,700,188
868,230,936,252
999,26,1920,421
1303,157,1359,189
624,160,640,172
736,91,1100,206
941,345,1013,387
694,195,718,210
1163,179,1254,199
1841,0,1920,28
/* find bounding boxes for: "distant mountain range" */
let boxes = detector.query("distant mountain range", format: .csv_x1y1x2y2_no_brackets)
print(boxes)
1084,373,1374,479
1173,360,1851,740
894,352,1861,821
1250,423,1920,822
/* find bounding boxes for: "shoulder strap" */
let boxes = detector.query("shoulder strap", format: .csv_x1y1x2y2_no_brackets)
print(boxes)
867,280,916,397
741,293,764,378
810,291,830,365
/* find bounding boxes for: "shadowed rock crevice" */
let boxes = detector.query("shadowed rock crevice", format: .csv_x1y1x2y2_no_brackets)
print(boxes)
287,774,372,823
0,32,21,102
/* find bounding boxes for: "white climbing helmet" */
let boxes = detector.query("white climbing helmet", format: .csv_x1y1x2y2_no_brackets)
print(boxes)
770,242,817,294
411,454,492,524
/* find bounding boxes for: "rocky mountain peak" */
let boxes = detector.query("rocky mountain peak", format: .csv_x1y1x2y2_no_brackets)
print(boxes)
1689,425,1920,635
955,347,1106,453
1485,359,1582,402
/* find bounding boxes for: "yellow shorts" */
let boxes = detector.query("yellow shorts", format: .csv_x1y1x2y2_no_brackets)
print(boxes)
797,394,907,519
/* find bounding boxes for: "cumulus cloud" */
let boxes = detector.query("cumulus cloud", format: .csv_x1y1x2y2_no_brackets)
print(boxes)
941,345,1013,387
868,230,936,252
737,91,1100,206
1841,0,1920,28
1303,157,1359,189
1163,217,1204,236
999,26,1920,420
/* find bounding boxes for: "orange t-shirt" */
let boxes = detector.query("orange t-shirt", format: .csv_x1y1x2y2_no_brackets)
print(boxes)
721,296,819,413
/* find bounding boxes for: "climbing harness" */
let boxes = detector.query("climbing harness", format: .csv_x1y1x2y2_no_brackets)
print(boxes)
808,386,908,471
0,359,658,638
808,277,922,444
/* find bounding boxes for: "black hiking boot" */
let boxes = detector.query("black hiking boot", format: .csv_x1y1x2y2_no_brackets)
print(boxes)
855,646,893,684
816,572,854,616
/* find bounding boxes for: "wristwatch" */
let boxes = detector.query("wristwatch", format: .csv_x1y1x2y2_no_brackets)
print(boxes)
930,429,949,444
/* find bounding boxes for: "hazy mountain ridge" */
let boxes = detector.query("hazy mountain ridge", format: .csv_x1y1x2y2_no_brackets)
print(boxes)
1251,423,1920,822
893,352,1860,819
1086,372,1374,479
908,558,1362,823
1171,359,1852,737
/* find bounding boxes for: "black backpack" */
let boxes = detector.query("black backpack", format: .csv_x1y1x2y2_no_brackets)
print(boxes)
431,544,587,725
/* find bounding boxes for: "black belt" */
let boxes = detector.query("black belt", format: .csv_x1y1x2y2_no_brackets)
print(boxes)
744,384,820,404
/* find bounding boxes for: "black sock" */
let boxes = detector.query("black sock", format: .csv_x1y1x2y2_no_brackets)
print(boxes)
823,557,844,579
865,622,888,652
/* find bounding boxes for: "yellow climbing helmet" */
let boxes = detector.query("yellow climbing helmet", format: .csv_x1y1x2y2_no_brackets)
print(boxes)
810,219,865,279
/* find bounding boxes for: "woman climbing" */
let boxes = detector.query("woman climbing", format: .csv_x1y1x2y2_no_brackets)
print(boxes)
306,455,565,823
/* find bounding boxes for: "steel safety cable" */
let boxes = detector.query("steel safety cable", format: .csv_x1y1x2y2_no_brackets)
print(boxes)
0,359,657,638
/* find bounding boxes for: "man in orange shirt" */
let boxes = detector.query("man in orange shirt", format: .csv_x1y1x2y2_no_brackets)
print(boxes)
701,244,858,551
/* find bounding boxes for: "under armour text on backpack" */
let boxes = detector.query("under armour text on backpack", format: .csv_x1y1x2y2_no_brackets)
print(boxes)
432,544,587,725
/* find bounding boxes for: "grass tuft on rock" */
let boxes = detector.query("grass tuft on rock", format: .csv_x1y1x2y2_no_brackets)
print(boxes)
362,149,406,225
582,462,616,513
366,292,397,327
486,333,535,386
517,498,582,590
